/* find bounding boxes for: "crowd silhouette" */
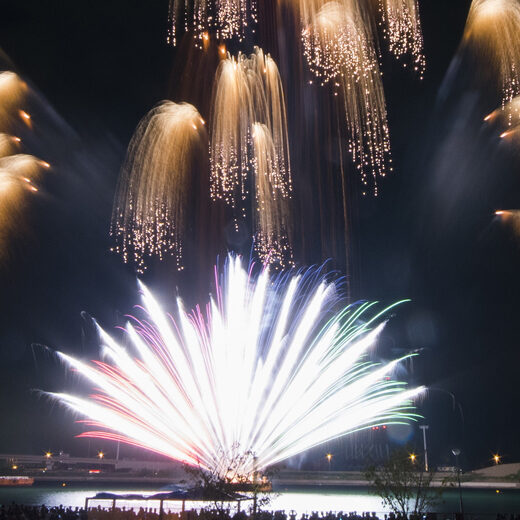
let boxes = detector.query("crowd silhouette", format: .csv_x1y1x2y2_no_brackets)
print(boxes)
1,504,518,520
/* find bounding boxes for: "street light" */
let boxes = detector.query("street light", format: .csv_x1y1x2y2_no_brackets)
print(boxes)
326,453,332,471
45,452,52,459
98,451,104,459
493,454,501,465
452,448,464,518
409,453,417,463
419,425,429,472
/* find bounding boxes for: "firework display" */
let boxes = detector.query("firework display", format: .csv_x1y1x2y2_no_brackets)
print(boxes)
210,48,293,266
0,133,19,158
485,95,520,138
53,256,423,477
302,0,392,194
111,102,206,272
0,70,48,262
167,0,257,46
0,153,45,196
0,154,48,262
300,0,376,81
252,123,293,266
114,1,430,266
0,71,26,130
29,0,437,473
378,0,426,77
4,0,520,486
463,0,520,105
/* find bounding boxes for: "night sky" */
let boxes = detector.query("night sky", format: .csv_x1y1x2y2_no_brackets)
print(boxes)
0,0,518,471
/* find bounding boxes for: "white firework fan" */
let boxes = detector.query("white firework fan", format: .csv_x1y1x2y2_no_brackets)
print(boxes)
51,256,424,478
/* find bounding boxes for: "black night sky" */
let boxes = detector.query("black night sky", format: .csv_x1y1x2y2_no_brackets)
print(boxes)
0,0,519,472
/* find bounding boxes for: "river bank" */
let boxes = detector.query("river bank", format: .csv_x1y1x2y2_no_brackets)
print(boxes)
14,470,518,491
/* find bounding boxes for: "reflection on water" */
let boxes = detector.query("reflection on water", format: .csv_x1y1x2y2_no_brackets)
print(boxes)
0,487,386,515
0,486,519,515
270,491,384,514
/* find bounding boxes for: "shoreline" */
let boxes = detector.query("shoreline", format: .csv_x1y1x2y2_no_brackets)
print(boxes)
4,475,514,491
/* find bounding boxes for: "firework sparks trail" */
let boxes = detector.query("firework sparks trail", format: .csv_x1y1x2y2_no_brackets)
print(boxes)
252,123,292,266
0,154,46,199
302,0,392,195
0,70,48,262
111,101,206,273
495,209,520,237
0,133,21,159
485,95,520,139
378,0,426,77
51,256,424,478
0,154,48,262
167,0,258,46
463,0,520,105
210,48,293,266
0,71,27,131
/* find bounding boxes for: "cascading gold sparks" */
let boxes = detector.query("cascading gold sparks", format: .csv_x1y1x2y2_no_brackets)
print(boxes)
0,71,27,131
302,1,392,195
210,48,293,266
378,0,425,77
252,123,292,266
301,0,370,80
111,101,206,273
0,71,48,262
210,55,251,212
0,154,48,262
463,0,520,105
167,0,257,46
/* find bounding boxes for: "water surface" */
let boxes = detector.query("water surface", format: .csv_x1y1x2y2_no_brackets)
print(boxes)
1,484,519,515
